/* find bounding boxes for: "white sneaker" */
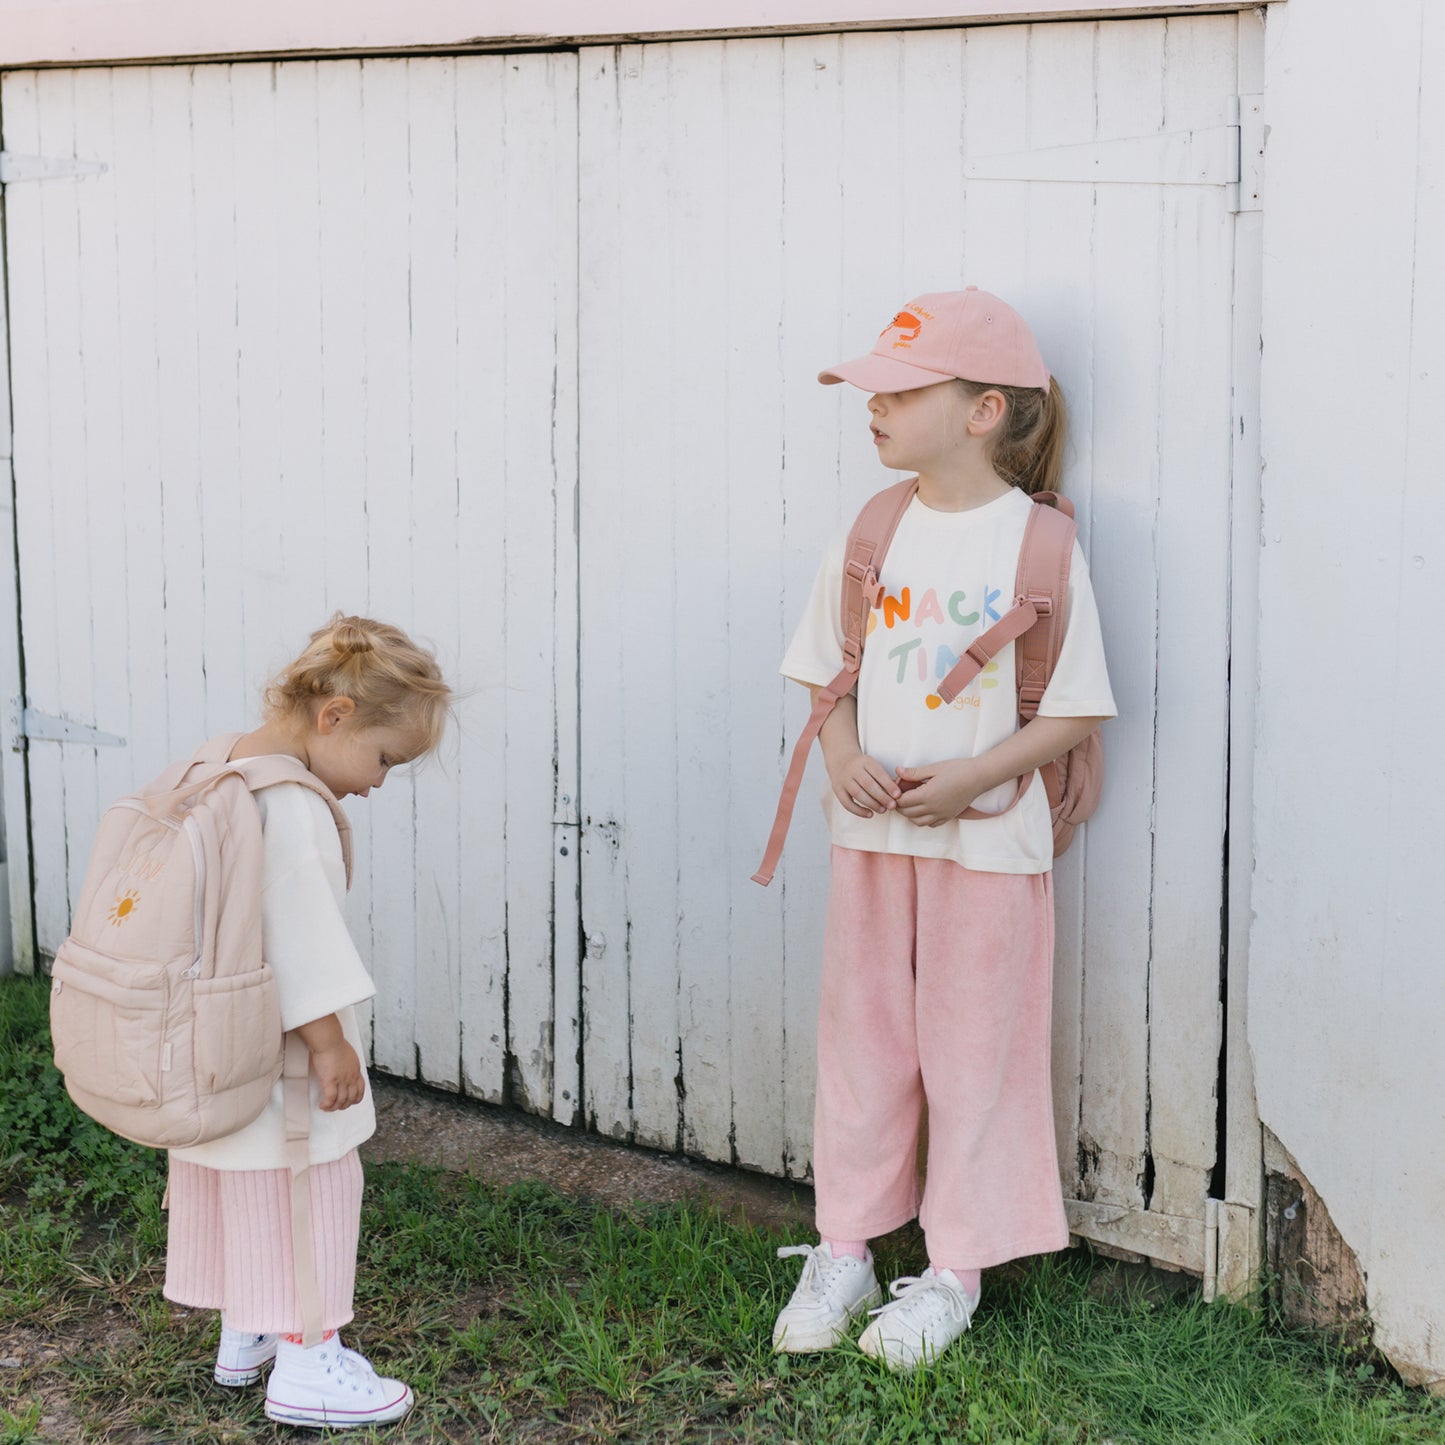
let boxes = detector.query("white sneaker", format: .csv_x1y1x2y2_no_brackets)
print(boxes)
857,1267,981,1371
264,1336,415,1429
772,1242,882,1353
213,1326,278,1387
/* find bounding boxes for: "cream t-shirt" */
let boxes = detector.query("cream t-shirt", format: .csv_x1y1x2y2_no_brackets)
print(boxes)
171,781,377,1171
781,486,1117,874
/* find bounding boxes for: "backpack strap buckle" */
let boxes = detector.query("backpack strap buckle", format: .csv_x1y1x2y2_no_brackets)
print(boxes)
1020,590,1053,618
845,558,885,609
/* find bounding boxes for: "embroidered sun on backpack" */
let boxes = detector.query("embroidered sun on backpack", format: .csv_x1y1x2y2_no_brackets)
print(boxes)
753,479,1104,886
49,733,352,1148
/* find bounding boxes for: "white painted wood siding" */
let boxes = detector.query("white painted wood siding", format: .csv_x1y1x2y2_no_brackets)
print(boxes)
0,55,582,1119
1253,0,1445,1390
577,15,1243,1235
2,15,1252,1266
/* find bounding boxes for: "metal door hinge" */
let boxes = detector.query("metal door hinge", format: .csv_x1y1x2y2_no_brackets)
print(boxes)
1204,1197,1259,1302
9,700,126,750
0,152,108,185
1228,94,1264,214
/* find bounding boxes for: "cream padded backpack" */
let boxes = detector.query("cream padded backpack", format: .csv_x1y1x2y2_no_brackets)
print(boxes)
49,734,352,1150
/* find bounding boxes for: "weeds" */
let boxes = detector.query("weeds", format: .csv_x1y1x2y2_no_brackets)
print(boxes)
3,973,1444,1443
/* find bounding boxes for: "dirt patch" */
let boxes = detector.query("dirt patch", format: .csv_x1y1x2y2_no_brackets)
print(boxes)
362,1075,815,1237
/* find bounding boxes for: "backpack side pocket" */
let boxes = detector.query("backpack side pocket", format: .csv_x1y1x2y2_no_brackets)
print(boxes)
51,942,168,1110
191,965,283,1096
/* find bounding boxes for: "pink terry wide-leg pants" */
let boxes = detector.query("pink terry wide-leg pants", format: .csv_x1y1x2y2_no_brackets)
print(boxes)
812,846,1068,1269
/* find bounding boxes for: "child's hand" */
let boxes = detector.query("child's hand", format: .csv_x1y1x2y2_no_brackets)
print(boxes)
895,760,985,827
310,1041,365,1112
826,750,902,819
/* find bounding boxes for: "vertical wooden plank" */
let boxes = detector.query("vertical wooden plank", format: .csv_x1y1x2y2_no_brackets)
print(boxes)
21,70,89,942
315,61,370,623
497,56,551,1109
68,66,133,864
609,41,680,1152
357,57,417,1077
453,51,509,1104
0,74,37,972
314,60,376,998
1222,7,1266,1258
668,39,734,1163
191,66,248,737
721,35,787,1174
498,52,570,1117
405,56,463,1091
229,62,283,730
899,27,967,287
776,33,845,1177
578,43,636,1141
273,60,328,633
1017,19,1100,1193
546,52,583,1129
1075,17,1166,1213
1146,14,1237,1223
4,69,70,960
109,67,170,788
150,65,207,772
837,30,910,438
961,24,1031,295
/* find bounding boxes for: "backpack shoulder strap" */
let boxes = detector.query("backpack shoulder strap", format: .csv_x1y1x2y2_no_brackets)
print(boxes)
230,754,354,890
752,480,918,887
140,732,246,797
1013,493,1077,722
838,477,919,670
931,494,1075,708
927,491,1077,824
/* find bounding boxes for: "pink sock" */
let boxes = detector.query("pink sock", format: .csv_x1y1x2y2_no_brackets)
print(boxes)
935,1266,982,1296
823,1237,869,1261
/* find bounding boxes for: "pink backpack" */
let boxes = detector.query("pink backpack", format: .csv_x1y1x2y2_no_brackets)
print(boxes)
50,734,352,1342
754,480,1103,886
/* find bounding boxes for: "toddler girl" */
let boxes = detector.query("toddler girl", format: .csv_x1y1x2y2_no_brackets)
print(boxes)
163,613,451,1427
773,290,1115,1370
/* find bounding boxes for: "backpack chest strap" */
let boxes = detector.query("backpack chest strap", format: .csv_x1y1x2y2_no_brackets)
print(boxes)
933,591,1052,705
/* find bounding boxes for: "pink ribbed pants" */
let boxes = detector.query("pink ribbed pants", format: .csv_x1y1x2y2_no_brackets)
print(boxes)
163,1152,364,1334
812,846,1068,1269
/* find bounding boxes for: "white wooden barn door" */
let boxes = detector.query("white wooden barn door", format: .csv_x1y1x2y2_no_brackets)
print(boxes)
0,12,1262,1285
0,57,584,1122
577,13,1261,1280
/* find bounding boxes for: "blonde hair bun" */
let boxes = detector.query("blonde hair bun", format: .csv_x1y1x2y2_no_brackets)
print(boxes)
329,618,377,656
265,613,451,758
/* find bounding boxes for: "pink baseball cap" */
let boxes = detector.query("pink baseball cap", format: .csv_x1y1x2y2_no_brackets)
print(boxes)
818,287,1050,393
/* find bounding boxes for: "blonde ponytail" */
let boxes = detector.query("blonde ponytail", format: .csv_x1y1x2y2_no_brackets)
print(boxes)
959,375,1068,495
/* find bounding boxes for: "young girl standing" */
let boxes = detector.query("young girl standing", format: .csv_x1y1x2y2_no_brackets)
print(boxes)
163,614,451,1428
772,290,1116,1370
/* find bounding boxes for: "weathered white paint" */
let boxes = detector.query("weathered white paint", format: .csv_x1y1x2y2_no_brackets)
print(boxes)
1,13,1258,1287
1218,5,1266,1301
0,154,29,976
1253,0,1445,1392
576,16,1249,1254
0,55,582,1121
0,0,1282,68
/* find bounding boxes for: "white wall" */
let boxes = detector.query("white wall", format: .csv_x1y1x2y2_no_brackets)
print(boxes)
1255,0,1445,1391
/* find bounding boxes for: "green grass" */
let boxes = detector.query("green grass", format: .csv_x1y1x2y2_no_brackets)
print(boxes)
3,972,1443,1443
